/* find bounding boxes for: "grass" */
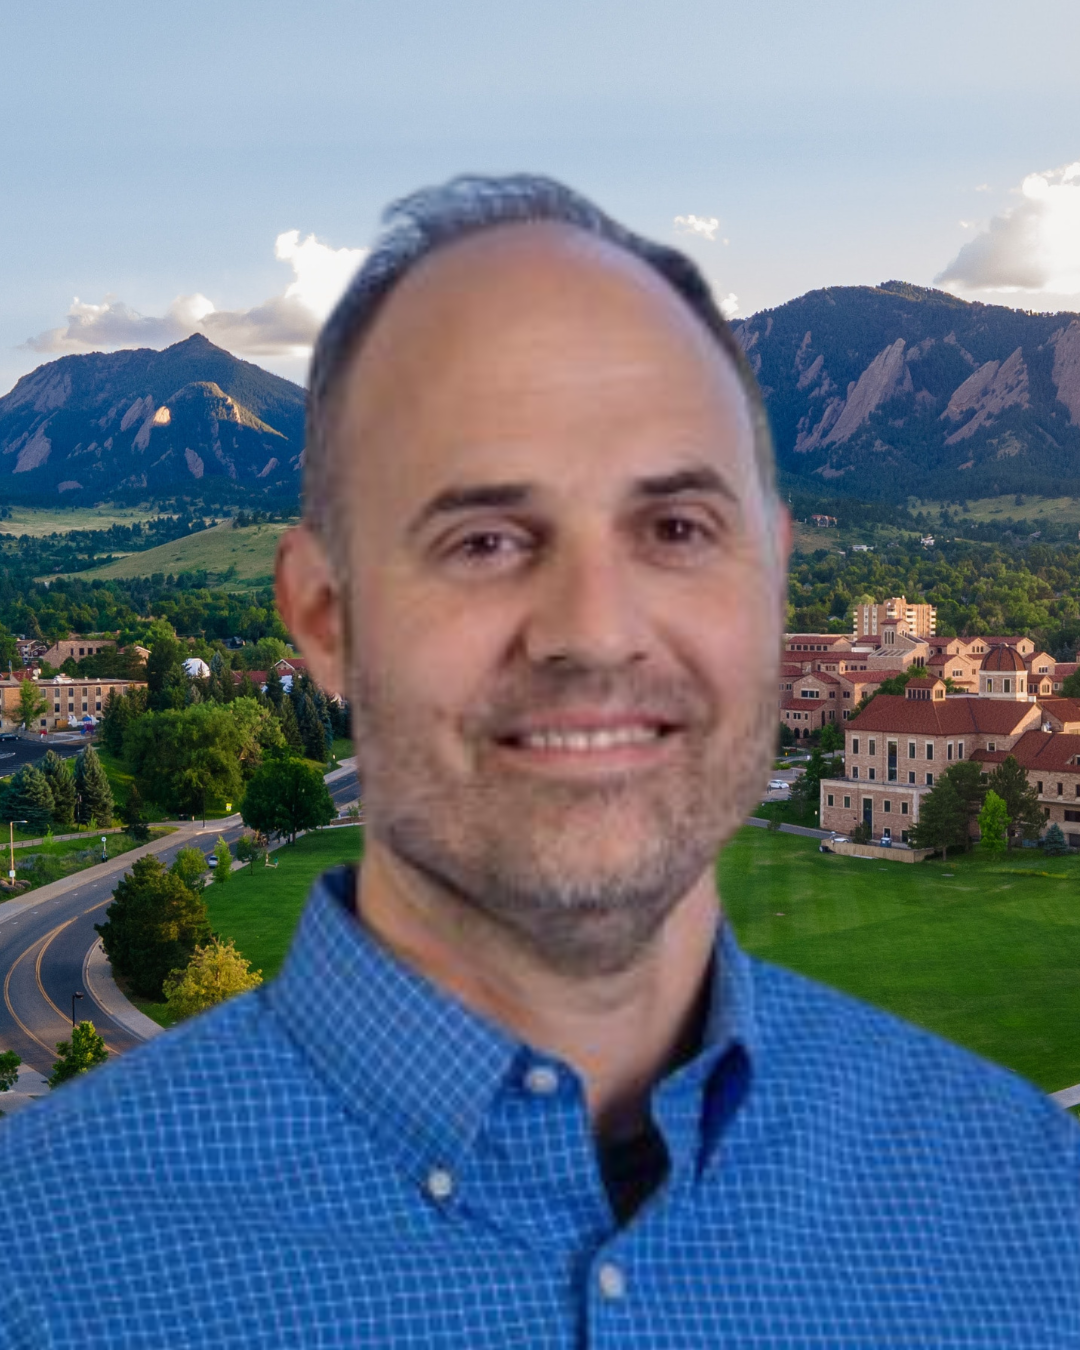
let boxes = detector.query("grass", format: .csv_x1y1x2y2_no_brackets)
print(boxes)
57,520,288,585
0,504,166,537
754,796,820,829
121,819,1080,1098
719,828,1080,1094
915,494,1080,527
325,736,353,768
2,829,170,895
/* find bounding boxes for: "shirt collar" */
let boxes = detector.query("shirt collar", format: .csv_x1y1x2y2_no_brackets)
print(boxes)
266,865,758,1186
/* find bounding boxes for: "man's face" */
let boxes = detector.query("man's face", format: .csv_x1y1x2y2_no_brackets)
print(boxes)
330,224,788,975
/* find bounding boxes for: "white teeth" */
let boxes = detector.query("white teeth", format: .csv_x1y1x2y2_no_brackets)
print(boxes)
518,726,662,752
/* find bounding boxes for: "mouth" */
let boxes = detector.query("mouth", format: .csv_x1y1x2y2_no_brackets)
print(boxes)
491,718,682,771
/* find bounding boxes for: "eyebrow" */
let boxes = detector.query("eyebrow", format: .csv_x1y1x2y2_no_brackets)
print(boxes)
406,463,737,537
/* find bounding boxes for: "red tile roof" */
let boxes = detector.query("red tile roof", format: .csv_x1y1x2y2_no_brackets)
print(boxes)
846,694,1041,735
996,730,1080,772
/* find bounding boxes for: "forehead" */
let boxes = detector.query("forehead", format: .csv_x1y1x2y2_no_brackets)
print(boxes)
333,222,756,511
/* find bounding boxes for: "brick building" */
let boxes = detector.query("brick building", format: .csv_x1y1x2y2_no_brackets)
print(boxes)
40,635,117,668
0,675,145,732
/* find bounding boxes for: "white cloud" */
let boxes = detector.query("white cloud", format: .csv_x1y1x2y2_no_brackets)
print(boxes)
24,231,368,362
936,161,1080,295
674,214,722,242
974,183,990,192
719,293,739,319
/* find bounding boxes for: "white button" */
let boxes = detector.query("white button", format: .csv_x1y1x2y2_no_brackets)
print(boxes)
425,1168,454,1201
597,1262,626,1300
524,1064,560,1095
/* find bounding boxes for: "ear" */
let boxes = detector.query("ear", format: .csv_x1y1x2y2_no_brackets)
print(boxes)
275,523,346,699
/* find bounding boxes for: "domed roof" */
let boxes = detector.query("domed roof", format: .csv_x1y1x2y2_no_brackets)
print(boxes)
981,644,1026,672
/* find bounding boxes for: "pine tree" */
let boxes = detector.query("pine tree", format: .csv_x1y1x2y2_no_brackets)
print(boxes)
1042,822,1068,855
99,687,131,756
278,697,305,754
3,764,55,834
910,775,969,861
39,750,76,829
264,666,286,713
74,744,114,827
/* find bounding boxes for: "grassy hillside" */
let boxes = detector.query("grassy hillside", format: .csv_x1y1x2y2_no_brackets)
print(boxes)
0,504,167,537
54,520,289,584
915,495,1080,527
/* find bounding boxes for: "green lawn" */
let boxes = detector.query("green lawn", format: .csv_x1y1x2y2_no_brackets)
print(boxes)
720,828,1080,1094
127,820,1080,1096
204,827,364,980
63,520,287,585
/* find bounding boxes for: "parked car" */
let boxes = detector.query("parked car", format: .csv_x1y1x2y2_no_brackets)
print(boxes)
0,732,18,742
818,832,846,854
767,779,790,791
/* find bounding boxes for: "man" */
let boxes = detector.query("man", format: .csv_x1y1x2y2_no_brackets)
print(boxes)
1,176,1078,1346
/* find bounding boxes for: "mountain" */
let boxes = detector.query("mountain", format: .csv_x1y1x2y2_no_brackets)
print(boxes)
0,335,305,506
731,283,1080,503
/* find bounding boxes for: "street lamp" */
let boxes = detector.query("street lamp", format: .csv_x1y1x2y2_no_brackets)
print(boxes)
71,991,84,1027
101,834,107,862
7,819,28,884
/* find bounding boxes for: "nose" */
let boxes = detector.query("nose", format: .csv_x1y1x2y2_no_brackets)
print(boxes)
522,535,653,670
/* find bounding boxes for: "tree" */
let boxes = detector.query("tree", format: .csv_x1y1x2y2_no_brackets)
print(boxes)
0,1049,21,1093
162,937,262,1020
212,835,232,883
241,755,335,844
119,783,151,842
124,704,244,818
95,854,212,1000
170,846,209,893
145,632,186,712
100,687,133,756
978,790,1009,853
789,748,842,811
1060,671,1080,699
910,774,970,861
818,720,843,753
17,679,47,731
851,820,872,845
235,832,265,873
986,755,1043,849
39,750,75,829
1,764,55,834
277,697,305,755
264,665,286,713
48,1021,108,1087
778,722,796,750
1042,822,1068,855
74,743,114,827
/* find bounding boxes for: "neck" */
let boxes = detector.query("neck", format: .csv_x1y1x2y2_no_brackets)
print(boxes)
355,842,720,1138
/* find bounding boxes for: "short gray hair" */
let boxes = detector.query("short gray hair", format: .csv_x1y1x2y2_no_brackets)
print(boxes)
304,173,775,537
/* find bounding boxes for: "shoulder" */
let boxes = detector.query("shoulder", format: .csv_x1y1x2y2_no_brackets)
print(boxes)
746,954,1080,1165
0,989,332,1197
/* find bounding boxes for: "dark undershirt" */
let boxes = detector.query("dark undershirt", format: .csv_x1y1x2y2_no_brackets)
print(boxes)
597,1122,670,1226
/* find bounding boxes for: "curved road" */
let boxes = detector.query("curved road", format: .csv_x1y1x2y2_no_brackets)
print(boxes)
0,768,360,1076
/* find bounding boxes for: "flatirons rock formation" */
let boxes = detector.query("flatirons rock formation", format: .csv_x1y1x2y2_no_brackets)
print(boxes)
732,283,1080,502
0,335,305,503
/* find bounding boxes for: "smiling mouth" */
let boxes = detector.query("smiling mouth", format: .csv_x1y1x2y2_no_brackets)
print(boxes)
497,723,679,754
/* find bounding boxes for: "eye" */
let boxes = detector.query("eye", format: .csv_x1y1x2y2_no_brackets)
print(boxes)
444,528,533,568
648,511,718,548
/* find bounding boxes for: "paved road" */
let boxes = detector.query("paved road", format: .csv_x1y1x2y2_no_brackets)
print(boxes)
0,733,84,774
0,766,361,1076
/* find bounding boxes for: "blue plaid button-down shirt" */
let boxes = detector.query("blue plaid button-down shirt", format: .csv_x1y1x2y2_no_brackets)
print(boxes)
2,864,1079,1347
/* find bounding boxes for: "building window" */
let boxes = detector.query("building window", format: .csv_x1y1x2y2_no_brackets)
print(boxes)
1037,781,1044,794
843,796,851,809
901,830,909,843
901,802,909,815
986,678,994,693
958,742,964,760
947,743,954,761
851,738,859,754
868,767,876,781
926,743,934,760
869,739,876,756
908,771,915,784
883,800,891,813
827,794,834,807
988,742,996,752
1004,678,1011,693
852,766,859,779
926,773,934,786
1065,810,1080,823
1058,783,1064,796
95,701,101,711
908,741,916,759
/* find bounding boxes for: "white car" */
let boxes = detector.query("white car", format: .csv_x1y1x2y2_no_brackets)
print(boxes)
767,779,790,791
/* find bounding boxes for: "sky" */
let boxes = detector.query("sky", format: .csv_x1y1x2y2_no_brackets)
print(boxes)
2,0,1080,396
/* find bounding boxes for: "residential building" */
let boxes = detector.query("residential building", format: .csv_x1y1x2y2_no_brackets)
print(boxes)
852,596,936,642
